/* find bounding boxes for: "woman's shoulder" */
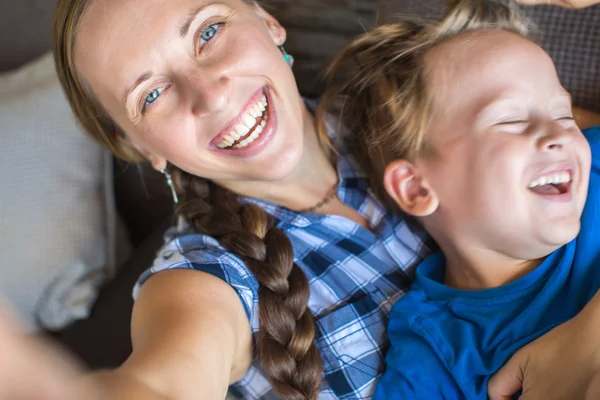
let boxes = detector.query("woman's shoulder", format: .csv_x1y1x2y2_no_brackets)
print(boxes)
132,226,260,321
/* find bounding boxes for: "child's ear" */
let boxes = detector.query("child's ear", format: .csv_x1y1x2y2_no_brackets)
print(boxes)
384,160,439,217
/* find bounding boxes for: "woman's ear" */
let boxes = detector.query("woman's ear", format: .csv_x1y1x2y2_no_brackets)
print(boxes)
252,3,286,46
384,160,439,217
117,133,167,171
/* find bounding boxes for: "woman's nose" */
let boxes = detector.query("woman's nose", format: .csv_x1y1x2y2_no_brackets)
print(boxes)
186,71,232,117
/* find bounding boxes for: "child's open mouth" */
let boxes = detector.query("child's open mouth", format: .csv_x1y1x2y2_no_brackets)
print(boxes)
528,171,572,196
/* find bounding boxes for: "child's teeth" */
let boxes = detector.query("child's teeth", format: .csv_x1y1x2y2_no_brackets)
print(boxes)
528,172,571,188
260,120,266,127
230,131,240,140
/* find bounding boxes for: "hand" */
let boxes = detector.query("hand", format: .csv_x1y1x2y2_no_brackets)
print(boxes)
586,371,600,400
488,295,600,400
517,0,600,8
0,311,94,400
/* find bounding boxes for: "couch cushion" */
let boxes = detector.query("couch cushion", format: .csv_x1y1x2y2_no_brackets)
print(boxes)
378,0,600,112
0,0,58,72
0,53,125,330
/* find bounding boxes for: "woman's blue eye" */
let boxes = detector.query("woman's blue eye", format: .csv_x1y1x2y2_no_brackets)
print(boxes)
143,87,164,112
199,24,219,45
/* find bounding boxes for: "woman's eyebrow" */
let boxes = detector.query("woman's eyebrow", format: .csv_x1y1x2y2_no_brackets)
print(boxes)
124,71,152,104
179,3,218,38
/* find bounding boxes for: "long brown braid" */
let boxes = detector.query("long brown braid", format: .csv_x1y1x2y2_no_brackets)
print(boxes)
53,0,323,398
171,171,323,399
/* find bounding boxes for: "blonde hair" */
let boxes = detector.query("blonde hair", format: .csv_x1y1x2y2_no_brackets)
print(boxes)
319,0,530,211
53,1,323,398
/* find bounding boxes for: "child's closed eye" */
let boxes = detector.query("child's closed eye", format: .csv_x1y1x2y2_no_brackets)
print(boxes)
495,120,529,134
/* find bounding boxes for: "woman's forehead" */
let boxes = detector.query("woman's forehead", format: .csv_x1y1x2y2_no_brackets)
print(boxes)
73,0,236,104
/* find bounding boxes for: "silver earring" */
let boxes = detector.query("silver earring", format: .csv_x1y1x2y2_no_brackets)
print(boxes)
279,45,294,68
161,168,179,204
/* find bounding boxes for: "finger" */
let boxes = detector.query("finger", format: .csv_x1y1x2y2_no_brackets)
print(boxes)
586,372,600,400
487,352,526,400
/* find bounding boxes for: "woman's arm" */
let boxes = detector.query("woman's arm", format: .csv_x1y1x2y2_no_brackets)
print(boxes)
0,269,253,400
488,289,600,400
113,269,253,399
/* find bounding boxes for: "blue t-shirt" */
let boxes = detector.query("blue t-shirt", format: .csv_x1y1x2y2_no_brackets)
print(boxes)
374,126,600,400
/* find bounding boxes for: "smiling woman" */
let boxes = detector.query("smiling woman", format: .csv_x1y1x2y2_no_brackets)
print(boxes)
54,0,335,398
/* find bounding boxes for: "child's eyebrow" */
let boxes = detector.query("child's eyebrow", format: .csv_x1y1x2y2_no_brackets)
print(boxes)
476,98,526,123
549,93,573,107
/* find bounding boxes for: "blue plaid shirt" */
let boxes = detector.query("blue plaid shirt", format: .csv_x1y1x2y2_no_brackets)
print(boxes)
133,111,430,399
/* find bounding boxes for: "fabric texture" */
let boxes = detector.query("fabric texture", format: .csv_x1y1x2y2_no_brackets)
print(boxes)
374,127,600,400
133,109,431,399
0,52,126,330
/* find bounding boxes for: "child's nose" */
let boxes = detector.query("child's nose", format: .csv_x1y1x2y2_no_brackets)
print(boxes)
537,125,573,152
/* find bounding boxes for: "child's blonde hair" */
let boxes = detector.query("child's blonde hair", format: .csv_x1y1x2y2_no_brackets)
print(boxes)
319,0,530,211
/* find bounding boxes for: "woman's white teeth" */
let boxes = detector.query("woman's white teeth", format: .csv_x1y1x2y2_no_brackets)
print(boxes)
217,95,269,149
528,172,571,188
242,114,257,128
235,124,250,136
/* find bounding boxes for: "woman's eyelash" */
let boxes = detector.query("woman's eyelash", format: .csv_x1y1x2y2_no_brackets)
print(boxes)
141,86,166,114
199,23,220,46
197,22,224,52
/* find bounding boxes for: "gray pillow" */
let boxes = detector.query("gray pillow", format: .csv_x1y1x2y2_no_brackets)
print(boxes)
526,5,600,112
379,0,600,112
